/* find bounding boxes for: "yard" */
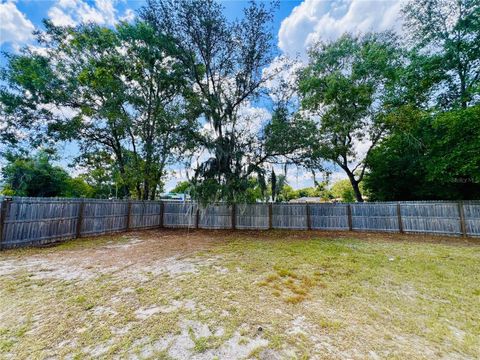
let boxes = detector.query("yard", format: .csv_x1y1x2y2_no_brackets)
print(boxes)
0,229,479,360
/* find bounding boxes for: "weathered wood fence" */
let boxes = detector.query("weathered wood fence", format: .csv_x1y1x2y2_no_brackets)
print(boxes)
0,197,479,249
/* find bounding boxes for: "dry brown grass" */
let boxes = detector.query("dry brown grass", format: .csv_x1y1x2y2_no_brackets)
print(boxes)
1,229,479,359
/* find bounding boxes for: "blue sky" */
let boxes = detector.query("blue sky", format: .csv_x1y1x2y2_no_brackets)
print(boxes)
0,0,403,191
1,0,303,55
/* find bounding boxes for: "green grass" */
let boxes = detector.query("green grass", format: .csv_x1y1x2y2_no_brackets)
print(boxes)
0,230,479,359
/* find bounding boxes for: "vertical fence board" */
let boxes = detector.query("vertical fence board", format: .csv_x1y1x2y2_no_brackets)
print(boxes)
351,203,399,232
458,201,466,237
2,197,83,248
163,201,197,228
306,204,311,230
199,203,231,229
400,202,462,235
129,201,163,229
463,202,480,237
80,200,129,236
236,204,269,230
159,202,164,228
76,200,85,238
272,204,308,229
310,203,349,230
0,198,9,249
397,203,404,233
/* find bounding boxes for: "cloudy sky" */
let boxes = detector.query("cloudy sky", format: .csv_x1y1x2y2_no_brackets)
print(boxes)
0,0,403,190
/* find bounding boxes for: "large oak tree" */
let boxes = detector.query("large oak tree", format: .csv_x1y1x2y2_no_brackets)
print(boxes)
140,0,289,203
297,33,402,202
1,20,198,199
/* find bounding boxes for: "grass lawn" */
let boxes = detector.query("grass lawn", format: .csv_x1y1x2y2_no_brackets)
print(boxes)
0,229,479,359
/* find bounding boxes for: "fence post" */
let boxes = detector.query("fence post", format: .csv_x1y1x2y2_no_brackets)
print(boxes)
0,198,11,250
458,201,467,237
397,202,404,234
306,204,311,230
268,203,273,230
76,199,85,238
159,201,164,228
126,200,132,231
347,204,353,231
195,208,200,229
231,204,236,230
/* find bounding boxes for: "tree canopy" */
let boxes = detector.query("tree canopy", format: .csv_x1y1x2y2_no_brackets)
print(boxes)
140,0,290,204
1,152,94,198
1,20,199,199
297,33,402,202
0,0,479,202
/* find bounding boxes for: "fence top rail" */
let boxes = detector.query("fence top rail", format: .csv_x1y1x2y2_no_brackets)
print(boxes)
1,196,479,205
8,197,85,203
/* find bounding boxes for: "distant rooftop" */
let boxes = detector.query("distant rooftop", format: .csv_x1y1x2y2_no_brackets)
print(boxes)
289,197,325,203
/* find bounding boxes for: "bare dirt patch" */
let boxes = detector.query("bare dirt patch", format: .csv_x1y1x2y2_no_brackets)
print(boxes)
0,230,225,282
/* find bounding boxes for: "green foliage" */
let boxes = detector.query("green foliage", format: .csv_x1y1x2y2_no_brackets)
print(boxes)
0,53,58,149
364,106,480,200
363,0,480,200
1,20,198,200
402,0,480,109
63,177,95,198
141,0,280,204
1,0,479,202
170,181,191,194
274,183,332,202
264,106,318,166
75,151,129,199
270,170,287,202
428,106,480,184
298,32,402,202
276,185,296,202
0,152,92,198
244,177,269,203
330,180,357,203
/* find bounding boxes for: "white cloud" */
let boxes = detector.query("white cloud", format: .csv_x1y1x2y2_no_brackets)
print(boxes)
278,0,404,57
262,56,303,103
236,103,271,136
47,6,76,26
0,1,35,48
120,8,135,22
48,0,135,27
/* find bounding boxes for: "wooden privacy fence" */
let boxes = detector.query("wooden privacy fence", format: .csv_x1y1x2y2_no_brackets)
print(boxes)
0,197,479,249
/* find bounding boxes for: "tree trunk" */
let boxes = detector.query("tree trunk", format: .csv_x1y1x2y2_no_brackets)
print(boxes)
459,70,467,109
113,151,130,198
347,172,364,202
150,188,156,201
136,183,142,200
143,180,150,200
337,161,364,202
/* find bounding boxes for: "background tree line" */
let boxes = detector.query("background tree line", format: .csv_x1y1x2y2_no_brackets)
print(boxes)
1,0,479,202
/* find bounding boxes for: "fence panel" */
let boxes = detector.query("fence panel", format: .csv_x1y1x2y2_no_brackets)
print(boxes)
2,197,82,248
462,202,480,237
236,204,269,230
272,204,308,229
310,203,349,230
400,202,461,235
1,198,480,249
199,204,231,229
81,200,129,236
129,201,162,229
351,203,399,232
163,201,197,228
